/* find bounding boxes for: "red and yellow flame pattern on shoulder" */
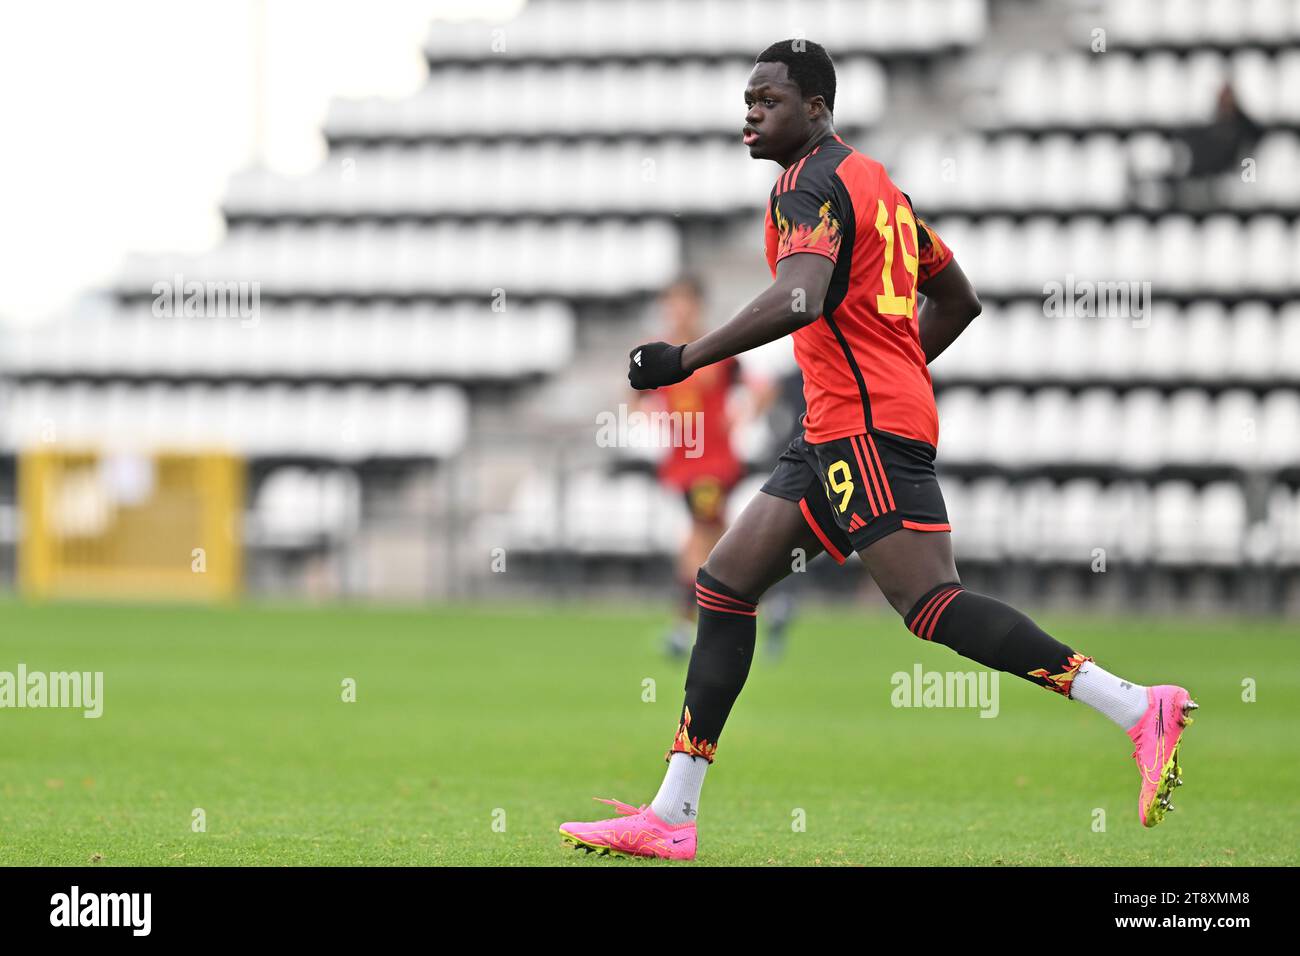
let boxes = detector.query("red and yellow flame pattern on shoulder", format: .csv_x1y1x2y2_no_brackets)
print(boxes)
665,705,718,764
1027,652,1092,697
774,197,842,263
915,216,954,283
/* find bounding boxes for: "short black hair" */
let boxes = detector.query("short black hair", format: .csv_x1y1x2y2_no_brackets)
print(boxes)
755,39,836,114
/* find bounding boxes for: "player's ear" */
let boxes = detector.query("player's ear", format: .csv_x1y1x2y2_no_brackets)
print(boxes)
806,95,827,121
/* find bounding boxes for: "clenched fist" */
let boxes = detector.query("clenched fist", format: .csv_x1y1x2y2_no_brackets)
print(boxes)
628,341,689,390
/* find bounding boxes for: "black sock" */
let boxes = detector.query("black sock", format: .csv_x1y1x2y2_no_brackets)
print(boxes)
665,567,758,764
904,583,1090,696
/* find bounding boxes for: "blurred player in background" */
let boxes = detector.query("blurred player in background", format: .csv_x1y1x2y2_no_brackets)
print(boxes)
1133,81,1263,210
636,277,747,657
563,39,1198,860
746,361,807,660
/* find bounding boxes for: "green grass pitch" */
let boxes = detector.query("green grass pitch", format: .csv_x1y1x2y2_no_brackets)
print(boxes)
0,598,1296,865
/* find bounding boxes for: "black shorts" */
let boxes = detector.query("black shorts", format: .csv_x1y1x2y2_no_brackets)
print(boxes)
760,428,950,562
679,475,732,524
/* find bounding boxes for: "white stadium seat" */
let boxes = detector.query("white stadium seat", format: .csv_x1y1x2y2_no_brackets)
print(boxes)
0,381,470,460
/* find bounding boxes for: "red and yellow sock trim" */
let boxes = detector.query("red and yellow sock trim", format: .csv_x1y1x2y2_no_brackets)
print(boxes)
1027,652,1093,697
664,705,718,764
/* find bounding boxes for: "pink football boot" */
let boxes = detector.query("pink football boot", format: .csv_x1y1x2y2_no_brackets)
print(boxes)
559,798,697,860
1127,685,1198,827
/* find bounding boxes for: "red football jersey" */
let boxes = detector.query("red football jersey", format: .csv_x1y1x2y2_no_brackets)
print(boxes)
655,355,743,491
763,132,954,447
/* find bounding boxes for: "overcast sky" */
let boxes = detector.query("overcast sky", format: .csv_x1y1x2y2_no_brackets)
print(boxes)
0,0,524,324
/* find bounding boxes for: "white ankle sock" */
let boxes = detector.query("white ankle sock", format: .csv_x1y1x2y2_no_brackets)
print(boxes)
650,753,708,825
1070,660,1148,731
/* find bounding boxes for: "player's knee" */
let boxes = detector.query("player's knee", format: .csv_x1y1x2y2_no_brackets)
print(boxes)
875,573,957,619
698,560,763,607
700,535,762,603
876,580,920,618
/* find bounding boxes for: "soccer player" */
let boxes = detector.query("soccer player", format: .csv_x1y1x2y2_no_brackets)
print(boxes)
748,361,811,661
636,277,746,658
560,40,1196,860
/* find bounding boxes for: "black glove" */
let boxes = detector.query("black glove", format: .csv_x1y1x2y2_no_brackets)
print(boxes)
628,341,689,390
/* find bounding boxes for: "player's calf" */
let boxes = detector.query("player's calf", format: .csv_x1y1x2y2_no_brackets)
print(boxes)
902,582,1091,696
666,567,759,766
900,582,1198,827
